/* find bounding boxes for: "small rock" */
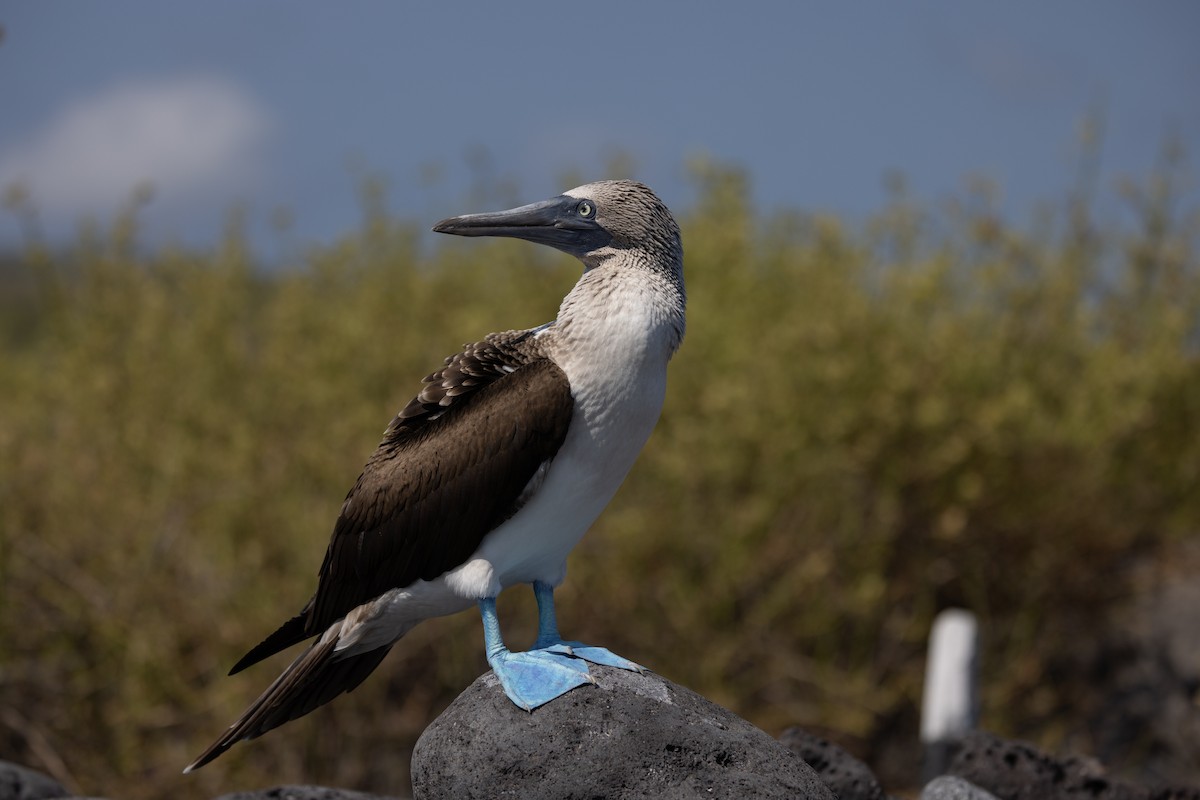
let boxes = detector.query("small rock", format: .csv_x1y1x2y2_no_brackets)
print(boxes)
215,787,407,800
412,665,835,799
947,730,1200,800
948,730,1127,800
779,727,886,800
0,760,69,800
921,776,1000,800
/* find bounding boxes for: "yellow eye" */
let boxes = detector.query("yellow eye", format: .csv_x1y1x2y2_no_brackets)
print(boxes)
577,201,594,217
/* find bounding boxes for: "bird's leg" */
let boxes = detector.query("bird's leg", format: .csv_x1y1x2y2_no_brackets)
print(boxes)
479,597,592,711
531,581,646,673
531,580,576,657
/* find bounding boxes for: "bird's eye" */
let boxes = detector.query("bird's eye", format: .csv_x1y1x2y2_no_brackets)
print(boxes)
577,201,594,218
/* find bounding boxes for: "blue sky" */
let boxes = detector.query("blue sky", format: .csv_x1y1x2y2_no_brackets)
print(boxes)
1,2,1197,255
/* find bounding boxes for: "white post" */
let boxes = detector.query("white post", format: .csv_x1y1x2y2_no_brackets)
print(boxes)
920,608,980,782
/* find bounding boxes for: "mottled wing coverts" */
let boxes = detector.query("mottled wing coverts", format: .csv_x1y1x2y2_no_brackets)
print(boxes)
312,330,572,633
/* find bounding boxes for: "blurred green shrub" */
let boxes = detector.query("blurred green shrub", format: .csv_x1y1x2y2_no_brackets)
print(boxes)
0,160,1196,798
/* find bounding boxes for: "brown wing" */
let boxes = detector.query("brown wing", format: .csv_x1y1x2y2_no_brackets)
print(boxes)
230,335,573,672
190,337,574,771
309,353,573,632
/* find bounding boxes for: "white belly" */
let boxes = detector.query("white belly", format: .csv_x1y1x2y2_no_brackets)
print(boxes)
446,361,667,597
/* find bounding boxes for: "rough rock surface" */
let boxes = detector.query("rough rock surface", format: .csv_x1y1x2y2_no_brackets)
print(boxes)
411,665,835,799
9,718,1199,799
1083,543,1200,785
779,726,887,800
947,730,1200,800
921,775,1001,800
0,760,70,800
215,786,407,800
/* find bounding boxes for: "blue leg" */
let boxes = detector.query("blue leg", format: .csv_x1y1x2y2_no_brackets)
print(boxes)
479,597,592,711
532,581,646,673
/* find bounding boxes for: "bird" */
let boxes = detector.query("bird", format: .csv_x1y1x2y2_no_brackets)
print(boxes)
184,179,686,772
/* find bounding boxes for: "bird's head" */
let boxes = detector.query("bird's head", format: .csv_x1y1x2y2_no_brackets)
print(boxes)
433,180,682,272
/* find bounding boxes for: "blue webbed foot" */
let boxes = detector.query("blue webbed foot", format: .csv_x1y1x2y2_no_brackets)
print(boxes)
555,642,646,673
531,581,647,673
487,646,594,711
479,597,594,711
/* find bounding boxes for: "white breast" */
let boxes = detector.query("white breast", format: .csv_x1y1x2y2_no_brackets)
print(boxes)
445,265,682,598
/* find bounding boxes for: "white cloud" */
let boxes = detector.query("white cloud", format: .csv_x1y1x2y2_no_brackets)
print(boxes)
0,74,271,216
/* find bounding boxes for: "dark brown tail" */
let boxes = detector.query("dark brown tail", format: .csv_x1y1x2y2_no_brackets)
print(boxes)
184,635,392,772
228,611,311,676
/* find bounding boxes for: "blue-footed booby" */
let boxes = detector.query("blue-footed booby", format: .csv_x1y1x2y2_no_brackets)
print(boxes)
184,180,686,772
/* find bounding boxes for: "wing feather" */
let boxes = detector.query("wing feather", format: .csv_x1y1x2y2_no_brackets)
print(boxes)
229,335,573,673
309,355,572,632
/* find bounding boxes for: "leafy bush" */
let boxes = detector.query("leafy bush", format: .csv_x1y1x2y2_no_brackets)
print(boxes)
1,159,1196,798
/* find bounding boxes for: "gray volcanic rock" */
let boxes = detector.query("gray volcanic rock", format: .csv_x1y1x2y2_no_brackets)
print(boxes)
779,726,886,800
411,665,835,799
215,787,407,800
921,775,1001,800
947,730,1200,800
0,761,69,800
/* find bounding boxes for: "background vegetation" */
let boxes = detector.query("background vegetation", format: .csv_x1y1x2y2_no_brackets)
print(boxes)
1,156,1197,799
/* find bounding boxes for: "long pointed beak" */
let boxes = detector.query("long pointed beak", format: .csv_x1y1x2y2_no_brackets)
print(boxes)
433,196,610,257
